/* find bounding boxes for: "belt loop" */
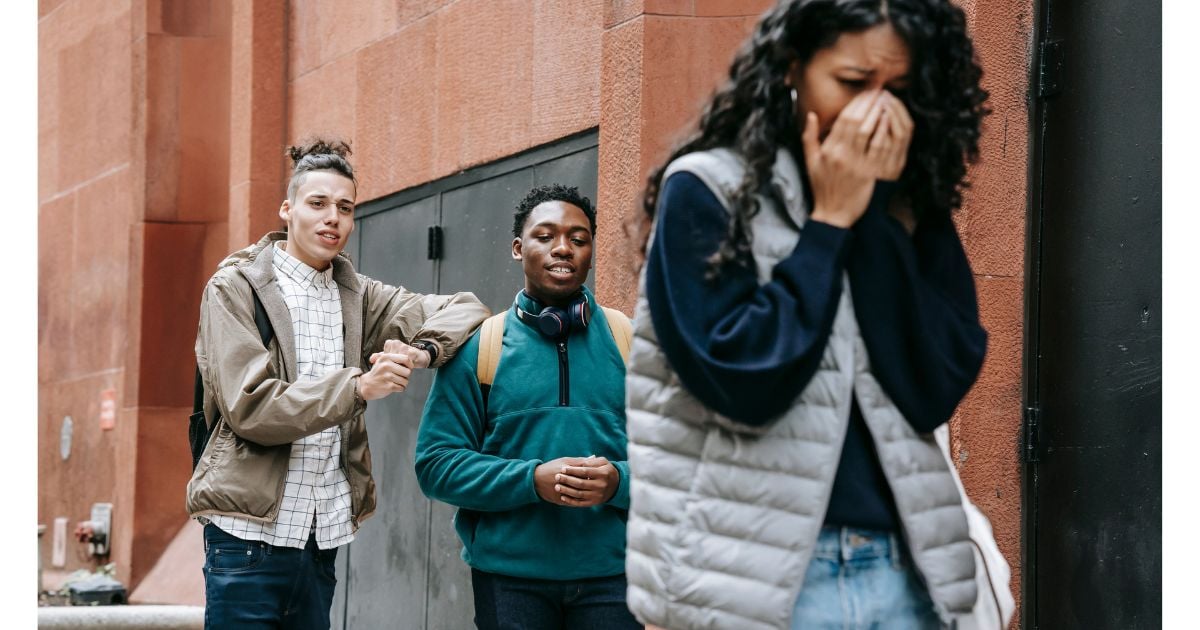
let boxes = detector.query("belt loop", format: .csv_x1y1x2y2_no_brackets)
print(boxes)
890,532,901,569
840,527,851,563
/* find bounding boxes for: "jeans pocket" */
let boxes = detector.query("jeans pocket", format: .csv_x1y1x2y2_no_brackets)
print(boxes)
316,548,339,583
205,537,265,573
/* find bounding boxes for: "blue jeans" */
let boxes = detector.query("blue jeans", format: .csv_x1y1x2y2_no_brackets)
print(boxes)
202,524,338,630
791,526,941,629
470,569,641,630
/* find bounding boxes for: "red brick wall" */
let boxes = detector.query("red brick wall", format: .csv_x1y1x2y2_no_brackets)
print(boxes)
39,0,233,588
39,0,140,585
285,0,604,204
950,1,1033,622
597,2,772,313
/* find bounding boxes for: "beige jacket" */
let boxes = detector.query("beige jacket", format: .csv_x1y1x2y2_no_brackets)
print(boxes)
185,232,489,528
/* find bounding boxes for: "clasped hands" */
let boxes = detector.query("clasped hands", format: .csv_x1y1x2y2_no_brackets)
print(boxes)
534,456,620,508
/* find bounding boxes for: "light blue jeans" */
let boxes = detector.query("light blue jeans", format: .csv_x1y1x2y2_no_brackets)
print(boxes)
791,526,941,630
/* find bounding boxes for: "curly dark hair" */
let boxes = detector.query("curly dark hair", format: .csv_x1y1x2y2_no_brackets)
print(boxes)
512,184,598,238
639,0,988,277
286,137,356,200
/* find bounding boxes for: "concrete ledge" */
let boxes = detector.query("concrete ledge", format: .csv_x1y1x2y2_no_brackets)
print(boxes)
38,605,203,629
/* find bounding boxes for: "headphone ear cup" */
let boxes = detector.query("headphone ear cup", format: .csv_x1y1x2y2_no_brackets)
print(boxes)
538,309,566,338
575,300,589,331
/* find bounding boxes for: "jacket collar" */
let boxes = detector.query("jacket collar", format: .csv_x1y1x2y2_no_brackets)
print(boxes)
232,232,367,373
513,285,596,315
237,232,362,295
512,285,597,339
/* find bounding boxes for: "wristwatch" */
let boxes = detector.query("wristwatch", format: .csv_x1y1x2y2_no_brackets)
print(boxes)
409,340,439,365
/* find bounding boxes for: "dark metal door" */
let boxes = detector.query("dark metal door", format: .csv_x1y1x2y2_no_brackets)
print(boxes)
1025,1,1161,627
336,132,599,629
344,197,440,629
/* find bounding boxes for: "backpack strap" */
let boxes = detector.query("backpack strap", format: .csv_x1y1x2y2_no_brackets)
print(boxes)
602,307,632,364
191,289,275,470
476,313,507,387
251,290,274,348
192,368,206,417
192,292,274,416
475,306,631,389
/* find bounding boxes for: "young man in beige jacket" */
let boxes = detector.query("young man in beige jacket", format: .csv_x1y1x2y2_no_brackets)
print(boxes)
186,138,489,629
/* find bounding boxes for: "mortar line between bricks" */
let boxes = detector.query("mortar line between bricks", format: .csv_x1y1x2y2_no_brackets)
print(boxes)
640,12,767,21
44,368,125,385
605,14,643,30
41,164,132,206
37,2,69,24
290,8,447,84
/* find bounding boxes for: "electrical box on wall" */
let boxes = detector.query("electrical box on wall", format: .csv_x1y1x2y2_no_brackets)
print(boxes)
81,503,113,557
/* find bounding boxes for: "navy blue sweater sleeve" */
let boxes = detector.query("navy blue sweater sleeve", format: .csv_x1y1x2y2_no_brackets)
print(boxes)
846,191,988,433
645,172,852,425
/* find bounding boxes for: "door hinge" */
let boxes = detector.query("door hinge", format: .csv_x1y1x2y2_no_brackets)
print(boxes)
1038,39,1064,98
427,225,443,260
1023,405,1041,462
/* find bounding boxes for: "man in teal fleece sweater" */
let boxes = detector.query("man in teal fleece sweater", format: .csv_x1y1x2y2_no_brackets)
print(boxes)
415,184,639,630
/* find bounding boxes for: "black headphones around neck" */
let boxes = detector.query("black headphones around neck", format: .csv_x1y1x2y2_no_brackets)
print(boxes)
514,291,590,339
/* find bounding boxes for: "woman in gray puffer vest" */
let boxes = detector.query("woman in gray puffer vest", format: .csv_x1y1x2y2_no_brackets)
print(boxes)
624,1,990,628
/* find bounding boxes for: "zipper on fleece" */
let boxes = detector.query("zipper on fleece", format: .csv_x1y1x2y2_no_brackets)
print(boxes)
557,340,569,406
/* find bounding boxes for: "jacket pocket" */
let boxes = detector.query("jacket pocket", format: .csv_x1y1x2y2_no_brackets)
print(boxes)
197,421,235,475
190,431,290,520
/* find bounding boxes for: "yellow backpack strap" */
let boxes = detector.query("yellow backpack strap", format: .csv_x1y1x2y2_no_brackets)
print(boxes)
476,313,507,386
602,307,633,364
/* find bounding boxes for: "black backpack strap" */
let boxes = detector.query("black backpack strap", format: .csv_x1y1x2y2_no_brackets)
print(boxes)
189,366,208,470
192,367,205,416
190,289,276,470
251,290,274,347
194,293,272,414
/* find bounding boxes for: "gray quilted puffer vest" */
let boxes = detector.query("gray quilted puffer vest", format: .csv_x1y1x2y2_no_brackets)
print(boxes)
625,148,976,630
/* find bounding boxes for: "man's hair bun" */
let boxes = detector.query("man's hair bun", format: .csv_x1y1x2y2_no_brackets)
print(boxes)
286,138,353,167
285,136,356,200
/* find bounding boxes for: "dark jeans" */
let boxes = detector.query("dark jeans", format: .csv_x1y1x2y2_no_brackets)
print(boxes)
202,523,338,630
470,568,641,630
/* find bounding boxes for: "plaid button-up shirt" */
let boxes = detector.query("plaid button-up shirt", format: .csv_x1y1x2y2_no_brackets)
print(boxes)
208,242,356,549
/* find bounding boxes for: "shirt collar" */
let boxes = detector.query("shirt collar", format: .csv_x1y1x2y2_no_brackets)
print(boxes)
273,241,335,288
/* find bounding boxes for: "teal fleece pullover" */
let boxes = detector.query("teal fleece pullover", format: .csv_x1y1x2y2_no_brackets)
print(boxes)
415,288,630,580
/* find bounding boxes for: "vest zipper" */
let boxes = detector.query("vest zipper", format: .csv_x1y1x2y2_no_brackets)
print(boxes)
557,340,569,406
